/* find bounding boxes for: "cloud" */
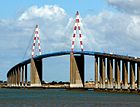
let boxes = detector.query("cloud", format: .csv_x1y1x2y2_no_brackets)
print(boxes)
82,10,140,56
107,0,140,15
18,5,66,21
16,5,72,54
1,4,140,59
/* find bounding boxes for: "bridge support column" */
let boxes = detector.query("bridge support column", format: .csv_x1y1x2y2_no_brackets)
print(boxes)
9,75,11,86
13,70,16,86
70,53,84,88
11,71,14,86
10,73,12,86
107,58,113,89
11,72,14,86
10,73,13,86
30,58,42,86
22,66,24,86
15,68,18,86
7,76,9,86
8,77,10,86
130,62,135,89
25,64,27,86
115,59,120,89
137,63,140,90
95,56,98,88
17,66,21,86
11,71,13,86
10,74,12,86
8,74,10,86
122,61,128,89
99,57,105,89
8,74,11,86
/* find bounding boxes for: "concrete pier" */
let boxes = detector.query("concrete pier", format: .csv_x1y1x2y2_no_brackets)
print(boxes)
95,56,98,88
30,58,42,86
122,61,128,89
137,63,140,90
22,66,24,86
99,57,105,89
17,66,20,86
13,70,16,86
9,73,12,86
12,71,14,86
115,59,120,89
15,68,18,86
130,62,135,89
70,53,84,88
107,58,113,89
25,64,27,86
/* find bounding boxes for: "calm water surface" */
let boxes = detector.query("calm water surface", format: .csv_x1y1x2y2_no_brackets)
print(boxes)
0,88,140,107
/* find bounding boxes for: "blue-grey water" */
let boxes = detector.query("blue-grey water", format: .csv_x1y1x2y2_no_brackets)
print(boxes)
0,89,140,107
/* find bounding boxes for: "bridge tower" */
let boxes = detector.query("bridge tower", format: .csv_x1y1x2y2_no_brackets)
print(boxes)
30,25,42,86
70,11,85,88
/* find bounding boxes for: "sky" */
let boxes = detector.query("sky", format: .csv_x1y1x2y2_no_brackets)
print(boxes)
1,0,140,82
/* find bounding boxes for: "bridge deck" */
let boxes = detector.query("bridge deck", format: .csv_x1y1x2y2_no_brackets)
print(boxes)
7,51,140,77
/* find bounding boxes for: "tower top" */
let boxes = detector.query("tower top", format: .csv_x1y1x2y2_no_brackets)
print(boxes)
32,25,42,57
71,11,84,52
36,24,38,28
76,11,79,16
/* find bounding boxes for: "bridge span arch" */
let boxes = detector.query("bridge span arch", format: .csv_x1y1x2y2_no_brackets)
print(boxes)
7,51,140,90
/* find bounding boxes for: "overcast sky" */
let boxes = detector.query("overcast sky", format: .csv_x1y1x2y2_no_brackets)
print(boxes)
0,0,140,82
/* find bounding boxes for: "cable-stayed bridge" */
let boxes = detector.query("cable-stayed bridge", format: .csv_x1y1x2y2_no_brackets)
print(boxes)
6,11,140,92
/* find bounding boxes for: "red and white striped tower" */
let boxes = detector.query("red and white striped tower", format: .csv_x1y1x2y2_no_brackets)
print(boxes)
32,25,42,57
71,11,84,52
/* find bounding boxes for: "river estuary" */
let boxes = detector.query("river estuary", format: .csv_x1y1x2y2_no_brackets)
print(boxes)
0,88,140,107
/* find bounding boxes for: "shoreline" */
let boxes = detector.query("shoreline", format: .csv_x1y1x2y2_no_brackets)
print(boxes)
1,85,140,95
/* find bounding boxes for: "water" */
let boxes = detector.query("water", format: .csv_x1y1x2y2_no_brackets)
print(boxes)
0,88,140,107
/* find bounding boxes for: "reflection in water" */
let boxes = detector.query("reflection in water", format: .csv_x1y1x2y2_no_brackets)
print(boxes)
0,89,140,107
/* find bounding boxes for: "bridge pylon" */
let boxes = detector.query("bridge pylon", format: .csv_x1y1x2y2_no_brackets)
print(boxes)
70,11,85,88
30,58,42,86
30,25,43,86
31,25,42,57
71,11,84,52
70,53,84,88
